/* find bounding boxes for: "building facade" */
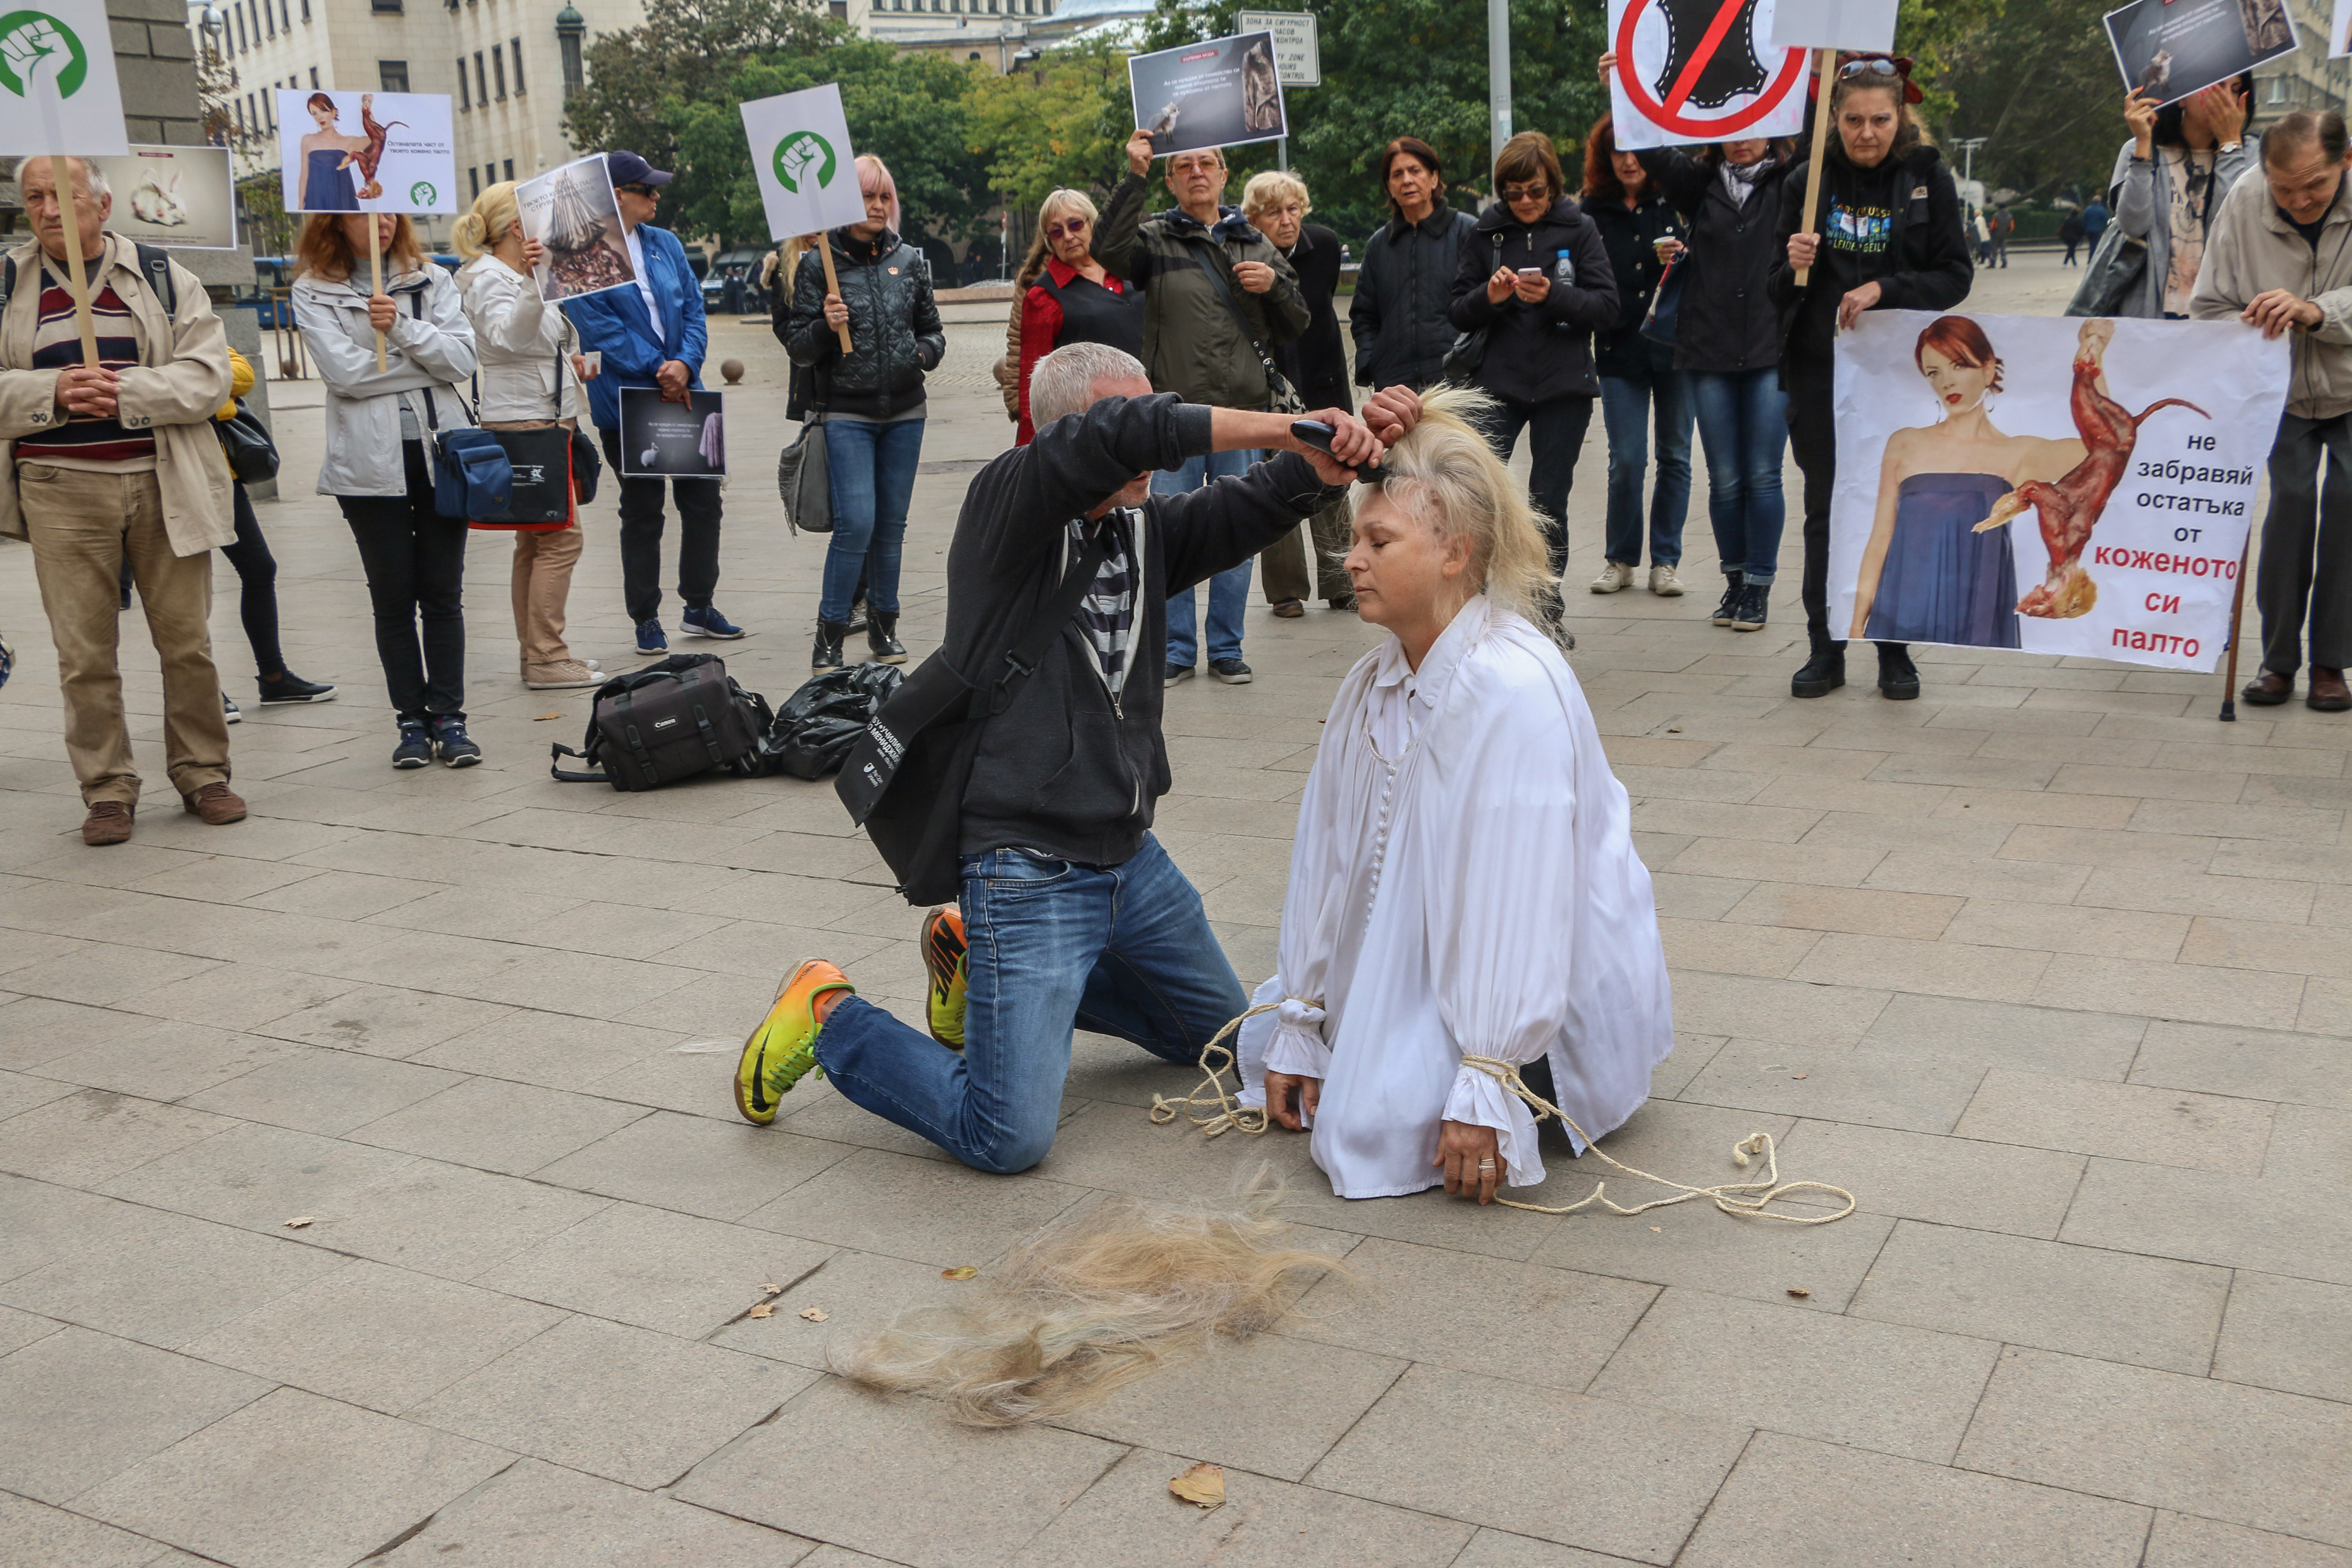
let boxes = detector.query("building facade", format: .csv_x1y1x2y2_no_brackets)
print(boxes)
2249,0,2352,128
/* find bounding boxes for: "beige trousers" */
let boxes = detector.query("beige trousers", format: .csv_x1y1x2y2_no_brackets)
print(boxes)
486,419,582,668
1259,498,1356,605
21,462,230,806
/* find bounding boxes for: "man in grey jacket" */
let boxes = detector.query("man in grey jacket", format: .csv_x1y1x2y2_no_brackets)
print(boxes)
2191,110,2352,711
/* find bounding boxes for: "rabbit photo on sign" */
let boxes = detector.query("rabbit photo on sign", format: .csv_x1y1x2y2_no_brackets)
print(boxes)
130,168,187,228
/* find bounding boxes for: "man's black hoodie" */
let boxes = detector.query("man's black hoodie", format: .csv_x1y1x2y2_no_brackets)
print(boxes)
1767,137,1973,378
948,393,1339,865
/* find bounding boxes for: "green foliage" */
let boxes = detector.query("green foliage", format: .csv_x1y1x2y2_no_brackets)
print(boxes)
1934,0,2132,201
966,35,1134,209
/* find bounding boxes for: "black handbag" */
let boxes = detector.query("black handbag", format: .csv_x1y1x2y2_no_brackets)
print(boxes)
1640,255,1686,348
778,410,832,534
2067,223,2149,318
570,425,602,506
476,427,573,526
1442,234,1507,383
1180,240,1304,415
549,655,771,790
215,400,279,484
836,535,1111,905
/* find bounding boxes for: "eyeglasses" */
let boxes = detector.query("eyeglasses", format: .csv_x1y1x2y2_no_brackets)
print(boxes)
616,183,655,196
1837,56,1901,81
1046,218,1089,238
1501,183,1551,202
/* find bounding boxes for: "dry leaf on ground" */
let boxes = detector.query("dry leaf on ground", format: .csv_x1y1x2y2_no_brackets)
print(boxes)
941,1266,979,1280
533,711,564,721
1168,1462,1225,1510
760,1282,784,1294
799,1307,829,1322
283,1216,313,1229
747,1302,775,1319
1786,1288,1811,1298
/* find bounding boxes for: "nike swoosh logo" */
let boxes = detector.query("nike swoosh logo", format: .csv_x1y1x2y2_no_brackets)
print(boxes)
747,1041,772,1114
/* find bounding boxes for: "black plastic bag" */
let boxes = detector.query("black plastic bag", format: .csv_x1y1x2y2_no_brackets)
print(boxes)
762,664,905,780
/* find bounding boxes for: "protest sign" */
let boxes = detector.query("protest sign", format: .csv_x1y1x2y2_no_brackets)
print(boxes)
274,89,456,213
621,386,726,478
1129,32,1287,155
1607,0,1806,152
0,0,127,155
741,84,863,352
1828,311,2289,672
89,146,236,249
2102,0,2297,107
2331,0,2351,56
517,154,634,303
1767,0,1897,50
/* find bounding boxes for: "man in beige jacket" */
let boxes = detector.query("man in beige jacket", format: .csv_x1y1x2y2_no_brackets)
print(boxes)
1,156,242,844
2191,110,2352,712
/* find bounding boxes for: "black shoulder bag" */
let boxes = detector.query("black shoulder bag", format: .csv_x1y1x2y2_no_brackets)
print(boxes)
1180,239,1305,415
836,534,1112,905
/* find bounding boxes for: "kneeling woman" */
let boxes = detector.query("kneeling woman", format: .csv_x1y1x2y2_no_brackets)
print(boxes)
1237,390,1673,1201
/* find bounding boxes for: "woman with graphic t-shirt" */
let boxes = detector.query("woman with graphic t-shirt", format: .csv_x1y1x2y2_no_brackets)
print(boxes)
1769,55,1973,704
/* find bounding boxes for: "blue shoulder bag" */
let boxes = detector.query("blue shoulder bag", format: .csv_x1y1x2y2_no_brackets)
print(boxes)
402,289,513,520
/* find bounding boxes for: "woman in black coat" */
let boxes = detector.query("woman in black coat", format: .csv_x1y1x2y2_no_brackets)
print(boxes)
1447,131,1620,580
1350,136,1478,393
1771,55,1974,701
1245,170,1354,611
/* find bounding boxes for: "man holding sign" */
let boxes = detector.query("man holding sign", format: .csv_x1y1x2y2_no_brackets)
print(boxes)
0,157,242,845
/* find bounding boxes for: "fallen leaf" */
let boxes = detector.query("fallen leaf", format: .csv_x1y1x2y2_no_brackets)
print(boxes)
1168,1461,1225,1510
533,711,564,722
1667,725,1683,733
942,1266,979,1280
1787,1288,1811,1299
1792,1073,1809,1080
760,1282,784,1295
283,1216,313,1229
1648,1226,1662,1233
799,1307,829,1322
747,1302,775,1319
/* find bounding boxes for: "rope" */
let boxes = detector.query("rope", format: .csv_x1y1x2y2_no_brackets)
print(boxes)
1146,1010,1856,1225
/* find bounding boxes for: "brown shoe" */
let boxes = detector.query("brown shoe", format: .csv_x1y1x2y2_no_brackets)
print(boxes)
2310,668,2352,712
2241,669,2295,706
1271,599,1305,618
81,801,134,846
181,782,248,825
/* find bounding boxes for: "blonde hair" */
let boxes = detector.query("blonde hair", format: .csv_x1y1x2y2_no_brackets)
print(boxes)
450,180,520,262
1241,170,1311,220
1367,386,1558,628
1016,188,1101,288
834,1171,1345,1427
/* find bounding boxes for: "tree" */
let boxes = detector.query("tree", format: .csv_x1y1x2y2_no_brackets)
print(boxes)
1934,0,2131,201
965,34,1133,209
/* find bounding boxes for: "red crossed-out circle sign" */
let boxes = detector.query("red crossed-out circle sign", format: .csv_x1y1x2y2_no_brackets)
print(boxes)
1614,0,1807,141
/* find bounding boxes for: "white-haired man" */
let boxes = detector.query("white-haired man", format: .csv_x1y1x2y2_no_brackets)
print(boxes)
0,156,241,845
735,340,1420,1173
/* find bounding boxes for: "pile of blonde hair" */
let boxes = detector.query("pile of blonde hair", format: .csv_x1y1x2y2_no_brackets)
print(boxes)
1366,385,1561,631
833,1171,1343,1426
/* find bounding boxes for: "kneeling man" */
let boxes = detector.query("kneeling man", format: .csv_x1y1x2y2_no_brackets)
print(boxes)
735,341,1418,1173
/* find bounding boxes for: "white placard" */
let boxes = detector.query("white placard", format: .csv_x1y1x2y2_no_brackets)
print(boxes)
1608,0,1807,152
2333,0,2351,57
516,153,636,302
1830,312,2291,672
275,89,457,213
741,84,866,242
1129,31,1288,155
1236,10,1321,86
1767,0,1898,52
0,0,128,156
89,145,237,248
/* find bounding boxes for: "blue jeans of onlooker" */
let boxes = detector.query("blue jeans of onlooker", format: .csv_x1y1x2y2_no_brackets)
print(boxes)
815,836,1249,1174
1599,343,1694,568
1688,367,1788,585
1156,449,1258,667
819,416,925,623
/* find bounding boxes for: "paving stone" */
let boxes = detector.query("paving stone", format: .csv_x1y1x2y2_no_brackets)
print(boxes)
2263,1104,2352,1182
0,995,159,1071
374,1457,818,1565
530,1109,855,1220
2060,1159,2352,1285
1676,1430,2151,1568
347,1076,649,1176
477,1200,833,1338
0,1302,60,1355
1682,1039,1987,1135
1448,1532,1644,1568
1848,1221,2230,1374
1308,1364,1749,1564
1856,993,2147,1078
2211,1271,2352,1406
95,1118,419,1231
708,1247,971,1371
0,1206,348,1352
0,1326,270,1504
31,1019,303,1101
740,1147,1089,1268
1771,1119,2083,1237
2142,1512,2352,1567
74,1385,513,1568
0,1068,73,1125
0,1087,233,1185
413,1008,692,1090
1661,972,1890,1048
2130,1020,2352,1109
0,1490,191,1568
1958,1346,2352,1547
256,982,516,1057
674,1373,1125,1568
1008,1445,1473,1568
179,1259,567,1413
1952,1069,2275,1175
177,1045,463,1136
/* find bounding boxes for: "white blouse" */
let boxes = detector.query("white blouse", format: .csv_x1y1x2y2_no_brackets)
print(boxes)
1237,597,1674,1198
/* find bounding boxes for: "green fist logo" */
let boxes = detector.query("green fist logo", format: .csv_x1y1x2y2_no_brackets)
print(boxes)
0,10,88,99
772,131,837,195
410,181,436,205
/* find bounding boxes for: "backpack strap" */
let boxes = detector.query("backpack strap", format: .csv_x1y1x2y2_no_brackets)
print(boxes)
985,531,1113,715
0,254,14,315
134,243,176,317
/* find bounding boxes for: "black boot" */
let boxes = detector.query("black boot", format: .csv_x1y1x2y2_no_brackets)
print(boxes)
867,611,906,665
1877,643,1920,701
1792,638,1846,698
1711,571,1745,627
811,620,849,673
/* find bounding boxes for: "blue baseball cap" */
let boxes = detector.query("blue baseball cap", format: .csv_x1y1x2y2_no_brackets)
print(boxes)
605,151,674,189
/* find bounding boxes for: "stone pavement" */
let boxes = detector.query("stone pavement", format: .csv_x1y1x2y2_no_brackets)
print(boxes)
0,250,2348,1566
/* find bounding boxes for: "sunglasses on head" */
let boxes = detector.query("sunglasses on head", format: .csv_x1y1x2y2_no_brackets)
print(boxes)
1046,218,1088,238
1837,56,1900,80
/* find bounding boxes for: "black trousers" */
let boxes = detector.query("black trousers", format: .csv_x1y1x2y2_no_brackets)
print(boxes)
336,441,467,725
216,481,283,677
2256,410,2352,677
601,426,724,624
1477,393,1595,578
1786,362,1903,659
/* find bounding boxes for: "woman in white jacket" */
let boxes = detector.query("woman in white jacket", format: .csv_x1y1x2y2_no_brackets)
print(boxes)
1237,388,1673,1202
293,212,483,769
453,182,599,690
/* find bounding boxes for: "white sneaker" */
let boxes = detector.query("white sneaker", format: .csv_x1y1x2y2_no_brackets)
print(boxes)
1649,564,1685,597
1591,561,1634,594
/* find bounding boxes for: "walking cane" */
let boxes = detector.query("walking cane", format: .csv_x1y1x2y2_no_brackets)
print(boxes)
2219,530,2253,722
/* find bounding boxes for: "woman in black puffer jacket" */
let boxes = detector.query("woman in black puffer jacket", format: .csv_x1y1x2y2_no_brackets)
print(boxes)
783,155,946,674
1446,132,1620,579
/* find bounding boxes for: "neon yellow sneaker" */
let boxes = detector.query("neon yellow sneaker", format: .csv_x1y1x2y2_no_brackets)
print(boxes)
922,907,968,1051
735,959,854,1125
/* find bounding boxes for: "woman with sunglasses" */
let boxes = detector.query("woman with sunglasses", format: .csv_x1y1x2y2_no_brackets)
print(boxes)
1771,54,1973,701
1002,191,1142,446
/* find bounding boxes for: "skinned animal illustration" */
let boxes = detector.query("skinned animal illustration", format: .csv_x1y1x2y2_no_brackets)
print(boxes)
1242,40,1281,133
337,92,407,201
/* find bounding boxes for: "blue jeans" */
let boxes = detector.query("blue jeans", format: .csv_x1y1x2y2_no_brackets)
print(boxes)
1688,368,1788,586
820,416,925,623
1155,450,1258,667
1599,344,1694,568
815,836,1249,1174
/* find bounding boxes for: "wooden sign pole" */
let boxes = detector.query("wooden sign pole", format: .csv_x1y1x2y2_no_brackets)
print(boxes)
46,153,103,368
817,238,853,355
368,217,388,371
1794,48,1836,290
2219,527,2254,721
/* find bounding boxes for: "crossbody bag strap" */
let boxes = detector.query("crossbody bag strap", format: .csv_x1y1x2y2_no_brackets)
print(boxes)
1179,238,1288,390
987,533,1113,712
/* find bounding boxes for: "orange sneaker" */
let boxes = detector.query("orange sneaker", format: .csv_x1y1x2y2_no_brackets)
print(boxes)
922,907,967,1050
735,959,854,1125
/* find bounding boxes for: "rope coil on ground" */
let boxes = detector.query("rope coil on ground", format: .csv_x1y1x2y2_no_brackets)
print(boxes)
1148,1011,1857,1225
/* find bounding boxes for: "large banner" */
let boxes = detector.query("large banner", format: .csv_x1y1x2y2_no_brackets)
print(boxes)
275,89,456,213
1128,32,1288,155
1608,0,1807,152
1829,311,2289,672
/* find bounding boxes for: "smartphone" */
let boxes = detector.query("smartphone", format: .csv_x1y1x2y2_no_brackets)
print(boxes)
1516,266,1543,276
1290,419,1387,483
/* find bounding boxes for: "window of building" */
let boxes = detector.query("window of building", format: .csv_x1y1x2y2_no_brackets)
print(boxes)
503,158,514,181
281,0,291,28
458,57,470,108
560,31,584,97
469,166,481,199
234,95,246,132
492,46,506,97
485,163,497,190
232,7,245,49
263,0,274,38
510,39,524,94
475,51,489,105
309,65,319,86
379,59,408,91
301,0,309,19
370,0,401,12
